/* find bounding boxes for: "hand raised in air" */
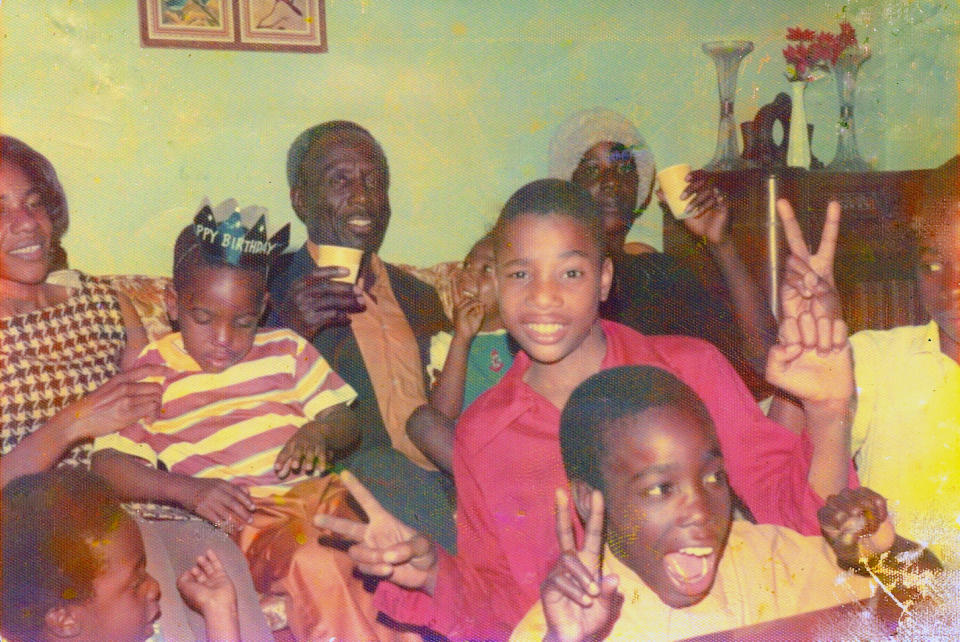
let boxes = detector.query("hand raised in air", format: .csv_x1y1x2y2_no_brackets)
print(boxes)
777,198,842,322
679,170,730,245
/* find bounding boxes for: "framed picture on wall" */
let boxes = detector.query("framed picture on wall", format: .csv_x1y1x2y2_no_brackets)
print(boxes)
138,0,326,53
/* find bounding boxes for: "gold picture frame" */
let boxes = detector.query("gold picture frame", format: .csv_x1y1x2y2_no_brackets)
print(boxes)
139,0,326,53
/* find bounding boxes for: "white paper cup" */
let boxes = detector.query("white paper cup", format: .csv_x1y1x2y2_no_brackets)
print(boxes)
657,163,695,219
316,245,364,283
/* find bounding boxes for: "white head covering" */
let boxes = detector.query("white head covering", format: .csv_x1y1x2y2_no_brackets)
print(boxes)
547,108,656,211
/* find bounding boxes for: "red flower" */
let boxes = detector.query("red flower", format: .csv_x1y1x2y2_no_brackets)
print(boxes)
811,31,838,63
786,26,817,41
783,21,859,79
836,20,858,55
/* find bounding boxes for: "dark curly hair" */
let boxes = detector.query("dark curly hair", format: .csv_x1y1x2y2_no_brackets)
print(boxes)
492,178,604,258
2,468,130,638
559,365,715,490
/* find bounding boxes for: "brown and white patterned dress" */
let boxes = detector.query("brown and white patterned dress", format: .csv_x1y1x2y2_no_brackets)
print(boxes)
0,270,126,465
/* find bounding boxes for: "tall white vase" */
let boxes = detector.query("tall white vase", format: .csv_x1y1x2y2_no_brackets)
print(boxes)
787,80,811,169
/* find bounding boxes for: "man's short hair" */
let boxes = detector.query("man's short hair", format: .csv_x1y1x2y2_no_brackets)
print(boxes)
493,178,604,255
2,468,130,638
559,365,714,490
286,120,389,190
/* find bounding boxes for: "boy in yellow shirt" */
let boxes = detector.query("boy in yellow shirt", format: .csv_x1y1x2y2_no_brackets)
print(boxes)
512,365,940,641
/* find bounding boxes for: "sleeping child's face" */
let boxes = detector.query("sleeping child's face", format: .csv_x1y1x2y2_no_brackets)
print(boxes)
600,405,732,608
167,263,267,373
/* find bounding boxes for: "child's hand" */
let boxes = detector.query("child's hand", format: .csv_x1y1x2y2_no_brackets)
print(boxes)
451,278,485,339
313,470,439,592
177,550,241,641
182,477,255,533
819,487,895,569
176,550,238,615
542,489,621,642
777,199,842,322
765,314,853,404
275,420,327,479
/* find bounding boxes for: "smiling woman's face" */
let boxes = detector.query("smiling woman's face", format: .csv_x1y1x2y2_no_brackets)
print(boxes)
0,160,53,288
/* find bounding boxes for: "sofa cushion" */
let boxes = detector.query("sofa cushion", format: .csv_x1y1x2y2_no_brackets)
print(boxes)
100,274,173,343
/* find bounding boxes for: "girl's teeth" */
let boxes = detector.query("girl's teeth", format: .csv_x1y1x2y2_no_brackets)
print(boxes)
11,244,41,255
528,323,561,334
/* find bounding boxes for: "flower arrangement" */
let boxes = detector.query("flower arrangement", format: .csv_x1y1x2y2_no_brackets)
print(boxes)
783,21,859,82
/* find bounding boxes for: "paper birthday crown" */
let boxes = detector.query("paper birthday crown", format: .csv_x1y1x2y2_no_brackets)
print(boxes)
191,198,290,267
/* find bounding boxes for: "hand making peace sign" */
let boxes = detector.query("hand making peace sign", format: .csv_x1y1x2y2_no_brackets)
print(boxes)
777,198,841,323
313,471,439,593
541,488,622,641
766,199,853,404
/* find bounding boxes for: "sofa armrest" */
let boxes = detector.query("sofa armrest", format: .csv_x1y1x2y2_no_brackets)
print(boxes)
394,261,460,322
100,274,173,343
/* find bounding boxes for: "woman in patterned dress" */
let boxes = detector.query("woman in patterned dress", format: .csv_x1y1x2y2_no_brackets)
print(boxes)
0,135,159,487
0,137,277,639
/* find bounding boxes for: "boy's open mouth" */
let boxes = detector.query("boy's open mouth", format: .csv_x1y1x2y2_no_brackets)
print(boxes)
663,546,717,596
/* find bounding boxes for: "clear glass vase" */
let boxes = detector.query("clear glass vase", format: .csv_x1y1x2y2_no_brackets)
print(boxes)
702,40,756,171
825,45,871,172
786,80,811,169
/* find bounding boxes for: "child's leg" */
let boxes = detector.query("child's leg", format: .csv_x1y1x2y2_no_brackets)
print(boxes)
137,517,274,641
238,475,414,641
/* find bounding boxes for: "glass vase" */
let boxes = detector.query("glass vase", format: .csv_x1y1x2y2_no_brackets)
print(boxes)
786,80,811,169
826,45,871,172
702,40,756,171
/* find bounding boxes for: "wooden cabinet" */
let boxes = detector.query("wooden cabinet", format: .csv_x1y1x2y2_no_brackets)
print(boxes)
663,157,955,333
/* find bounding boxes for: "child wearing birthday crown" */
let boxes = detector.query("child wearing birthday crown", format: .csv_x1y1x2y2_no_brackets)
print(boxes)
92,201,409,641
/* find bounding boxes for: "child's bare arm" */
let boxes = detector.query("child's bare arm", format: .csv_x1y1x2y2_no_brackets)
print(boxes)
91,449,255,531
177,550,240,642
680,172,778,373
766,199,854,499
429,281,485,420
274,403,359,478
406,404,455,474
819,488,942,608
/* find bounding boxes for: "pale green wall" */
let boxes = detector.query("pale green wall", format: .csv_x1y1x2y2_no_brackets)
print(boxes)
3,1,957,276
